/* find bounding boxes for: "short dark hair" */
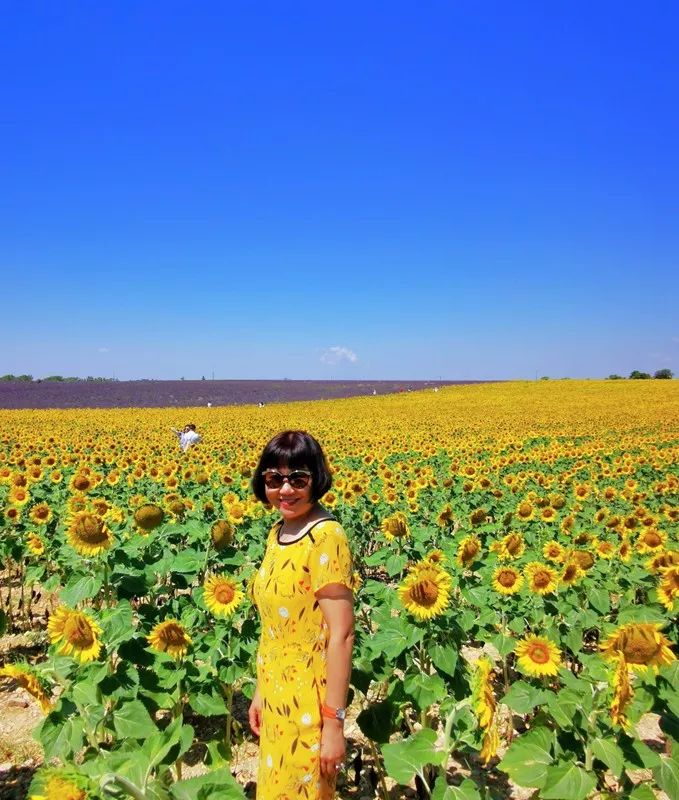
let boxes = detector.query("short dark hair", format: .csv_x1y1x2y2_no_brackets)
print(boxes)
186,423,196,431
251,430,332,503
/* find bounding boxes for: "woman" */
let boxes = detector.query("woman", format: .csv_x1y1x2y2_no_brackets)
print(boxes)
249,430,354,800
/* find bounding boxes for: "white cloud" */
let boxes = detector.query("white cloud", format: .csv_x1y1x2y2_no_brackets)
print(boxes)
320,346,358,365
98,347,111,353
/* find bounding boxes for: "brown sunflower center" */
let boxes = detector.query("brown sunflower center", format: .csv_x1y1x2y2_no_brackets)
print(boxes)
410,579,440,608
518,503,532,518
73,475,91,490
63,615,95,648
526,643,550,664
160,623,188,646
643,531,661,547
618,628,661,664
214,583,236,604
532,570,552,589
74,514,108,544
563,564,578,581
498,570,518,587
506,535,522,554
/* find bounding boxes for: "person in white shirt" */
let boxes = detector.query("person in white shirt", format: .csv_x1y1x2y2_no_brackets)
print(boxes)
170,423,202,452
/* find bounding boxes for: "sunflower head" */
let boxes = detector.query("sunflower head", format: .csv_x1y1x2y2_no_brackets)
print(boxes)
134,504,165,531
29,771,88,800
26,532,46,556
601,623,676,671
381,511,410,541
637,528,667,554
0,663,52,713
398,564,451,620
211,519,235,550
524,562,558,595
147,619,192,659
492,566,523,595
514,634,561,677
67,511,113,556
47,607,102,663
657,566,679,611
456,535,482,568
571,549,595,570
203,575,244,617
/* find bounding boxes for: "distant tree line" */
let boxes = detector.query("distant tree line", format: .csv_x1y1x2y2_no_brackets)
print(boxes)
0,374,118,382
607,369,674,380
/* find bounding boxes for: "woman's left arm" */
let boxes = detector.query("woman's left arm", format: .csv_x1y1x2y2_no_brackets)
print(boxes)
317,584,354,779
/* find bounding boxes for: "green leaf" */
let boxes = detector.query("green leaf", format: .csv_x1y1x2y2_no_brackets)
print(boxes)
170,549,203,574
653,752,679,800
59,573,103,606
497,726,553,789
188,691,227,717
491,632,515,657
382,728,445,784
590,737,624,779
403,672,447,710
588,588,610,615
385,553,408,576
629,785,657,800
169,767,245,800
541,761,596,800
100,600,134,647
431,778,481,800
546,688,584,729
502,681,549,714
113,699,158,739
430,644,458,677
356,701,398,744
36,715,85,761
370,617,422,660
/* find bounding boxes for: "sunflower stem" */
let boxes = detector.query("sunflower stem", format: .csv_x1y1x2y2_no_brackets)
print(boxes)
222,682,234,757
367,737,390,800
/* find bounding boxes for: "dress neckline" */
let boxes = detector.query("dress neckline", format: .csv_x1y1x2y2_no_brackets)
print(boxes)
275,517,334,546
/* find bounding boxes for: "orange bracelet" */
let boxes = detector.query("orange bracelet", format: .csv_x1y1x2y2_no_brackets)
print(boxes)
321,703,346,722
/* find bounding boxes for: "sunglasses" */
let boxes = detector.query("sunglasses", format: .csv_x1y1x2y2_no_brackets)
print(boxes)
262,469,312,489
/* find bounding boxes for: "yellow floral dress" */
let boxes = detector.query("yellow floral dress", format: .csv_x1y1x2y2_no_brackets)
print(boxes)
252,518,353,800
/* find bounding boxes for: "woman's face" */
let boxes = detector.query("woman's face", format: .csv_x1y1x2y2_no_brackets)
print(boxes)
264,464,315,523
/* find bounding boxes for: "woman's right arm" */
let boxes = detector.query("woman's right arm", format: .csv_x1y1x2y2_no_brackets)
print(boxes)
248,684,262,736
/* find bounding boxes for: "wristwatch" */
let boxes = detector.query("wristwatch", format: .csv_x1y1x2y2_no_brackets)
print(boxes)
321,703,346,722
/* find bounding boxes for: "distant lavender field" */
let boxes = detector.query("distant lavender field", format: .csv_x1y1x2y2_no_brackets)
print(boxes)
0,380,487,409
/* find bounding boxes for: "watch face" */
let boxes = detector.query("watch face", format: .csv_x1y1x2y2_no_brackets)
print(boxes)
336,708,346,721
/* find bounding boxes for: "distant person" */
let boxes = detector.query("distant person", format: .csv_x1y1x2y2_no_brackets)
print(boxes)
170,423,201,452
257,401,265,408
207,402,212,408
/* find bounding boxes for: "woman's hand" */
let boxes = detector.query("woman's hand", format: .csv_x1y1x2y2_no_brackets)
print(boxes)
320,720,346,779
248,687,262,737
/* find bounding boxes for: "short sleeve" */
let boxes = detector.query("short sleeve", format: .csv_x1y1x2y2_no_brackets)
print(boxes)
308,521,353,593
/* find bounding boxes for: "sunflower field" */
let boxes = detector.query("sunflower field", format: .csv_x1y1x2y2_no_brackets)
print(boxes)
1,380,678,800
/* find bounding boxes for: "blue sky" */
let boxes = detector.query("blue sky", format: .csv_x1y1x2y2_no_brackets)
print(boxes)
2,1,678,380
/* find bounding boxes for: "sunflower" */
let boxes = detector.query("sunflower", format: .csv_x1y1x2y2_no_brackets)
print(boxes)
472,657,499,764
657,566,679,611
514,634,561,677
571,549,595,571
398,565,451,620
147,619,192,659
133,503,164,531
637,528,666,554
422,549,446,567
5,505,22,524
8,486,30,506
211,519,235,550
540,507,558,523
0,664,52,713
69,473,94,493
469,508,487,526
515,500,534,522
67,512,113,556
524,562,558,595
492,566,524,595
26,532,45,556
48,607,103,663
381,511,410,541
618,540,632,563
226,500,247,524
491,532,525,561
203,575,244,617
609,655,633,729
436,504,454,527
593,538,615,559
560,560,584,586
646,550,679,573
542,541,565,562
29,502,52,526
456,535,482,568
29,772,87,800
601,623,676,672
